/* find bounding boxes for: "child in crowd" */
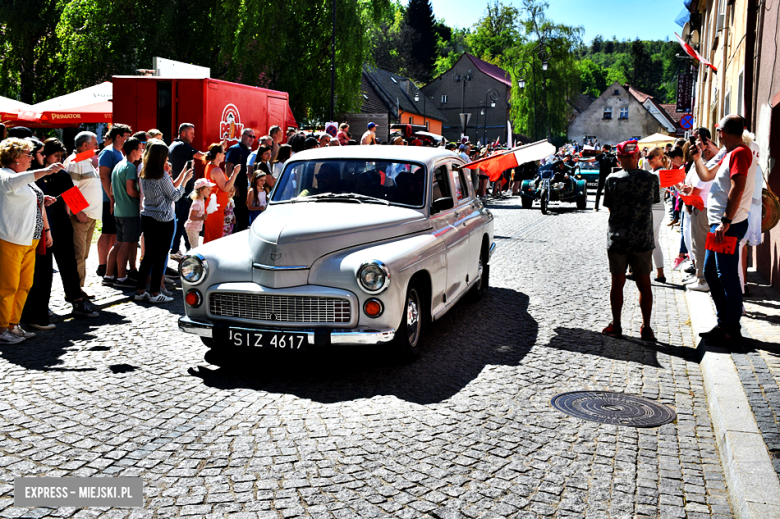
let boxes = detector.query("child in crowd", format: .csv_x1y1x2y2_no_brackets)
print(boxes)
246,172,268,225
223,186,236,237
185,178,214,249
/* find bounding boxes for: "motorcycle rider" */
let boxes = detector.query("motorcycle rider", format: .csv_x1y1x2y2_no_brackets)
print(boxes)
581,144,620,211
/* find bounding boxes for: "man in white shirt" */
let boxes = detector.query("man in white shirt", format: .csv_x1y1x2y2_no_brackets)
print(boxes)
64,131,104,288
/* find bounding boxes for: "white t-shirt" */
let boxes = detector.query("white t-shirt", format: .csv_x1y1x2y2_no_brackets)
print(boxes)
64,153,103,221
707,144,756,225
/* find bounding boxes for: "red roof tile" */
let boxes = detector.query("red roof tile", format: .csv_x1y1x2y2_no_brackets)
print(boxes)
465,53,512,86
659,104,684,124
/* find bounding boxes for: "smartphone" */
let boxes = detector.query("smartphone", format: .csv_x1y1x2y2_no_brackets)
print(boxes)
185,160,193,171
689,136,698,147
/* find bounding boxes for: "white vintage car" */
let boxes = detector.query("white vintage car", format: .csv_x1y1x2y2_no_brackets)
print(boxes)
178,146,495,361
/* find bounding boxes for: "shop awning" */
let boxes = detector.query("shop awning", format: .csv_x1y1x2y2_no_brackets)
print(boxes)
461,140,556,181
675,32,717,72
3,82,113,128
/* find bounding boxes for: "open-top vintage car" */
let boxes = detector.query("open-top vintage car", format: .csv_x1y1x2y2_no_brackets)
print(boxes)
520,161,588,213
178,146,495,362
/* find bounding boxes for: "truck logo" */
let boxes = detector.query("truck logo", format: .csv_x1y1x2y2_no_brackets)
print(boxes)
219,104,244,144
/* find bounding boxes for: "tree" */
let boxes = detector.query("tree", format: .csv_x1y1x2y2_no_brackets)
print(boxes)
467,0,521,66
401,0,437,82
590,35,603,54
0,0,64,103
579,59,607,98
433,27,472,77
630,38,653,93
507,0,582,140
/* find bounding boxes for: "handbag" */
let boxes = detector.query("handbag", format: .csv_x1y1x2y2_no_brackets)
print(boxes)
761,168,780,233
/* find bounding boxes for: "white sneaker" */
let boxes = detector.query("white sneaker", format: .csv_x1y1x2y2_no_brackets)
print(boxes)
683,275,698,285
160,285,173,297
134,292,150,301
687,280,710,292
9,325,35,338
0,329,25,344
147,293,174,304
28,323,56,331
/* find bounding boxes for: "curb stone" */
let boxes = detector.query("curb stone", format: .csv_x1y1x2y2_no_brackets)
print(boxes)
684,283,780,518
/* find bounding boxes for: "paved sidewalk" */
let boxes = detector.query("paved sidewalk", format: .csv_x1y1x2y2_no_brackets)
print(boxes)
660,214,780,518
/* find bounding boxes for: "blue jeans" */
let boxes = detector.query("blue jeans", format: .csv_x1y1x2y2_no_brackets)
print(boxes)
171,197,192,253
703,220,748,335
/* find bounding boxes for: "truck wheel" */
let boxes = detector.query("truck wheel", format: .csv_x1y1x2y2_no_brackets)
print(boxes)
394,282,425,362
540,190,549,214
467,246,489,302
576,194,587,210
521,196,533,209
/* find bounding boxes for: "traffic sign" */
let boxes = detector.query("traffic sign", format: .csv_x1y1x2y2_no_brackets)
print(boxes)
680,114,694,130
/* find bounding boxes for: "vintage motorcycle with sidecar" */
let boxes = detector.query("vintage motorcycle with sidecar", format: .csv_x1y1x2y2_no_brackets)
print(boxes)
519,160,588,213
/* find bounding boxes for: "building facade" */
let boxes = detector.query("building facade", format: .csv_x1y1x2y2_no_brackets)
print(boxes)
421,53,511,144
342,65,446,143
567,82,675,145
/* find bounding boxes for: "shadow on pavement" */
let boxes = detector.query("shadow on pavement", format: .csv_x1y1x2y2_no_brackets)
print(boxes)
188,286,538,405
0,309,129,372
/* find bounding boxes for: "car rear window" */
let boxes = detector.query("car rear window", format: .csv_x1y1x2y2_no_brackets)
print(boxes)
273,159,426,207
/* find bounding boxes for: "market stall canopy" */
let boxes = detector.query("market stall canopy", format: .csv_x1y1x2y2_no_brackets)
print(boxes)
3,82,112,128
637,133,676,148
461,140,556,181
0,96,33,125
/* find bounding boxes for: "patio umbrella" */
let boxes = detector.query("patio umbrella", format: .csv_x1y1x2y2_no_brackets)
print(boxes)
0,96,33,124
7,82,113,128
637,133,676,149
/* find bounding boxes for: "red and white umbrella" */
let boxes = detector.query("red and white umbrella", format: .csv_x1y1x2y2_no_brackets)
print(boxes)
0,96,33,124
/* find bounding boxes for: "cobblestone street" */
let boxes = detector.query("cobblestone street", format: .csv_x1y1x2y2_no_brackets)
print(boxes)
0,194,735,518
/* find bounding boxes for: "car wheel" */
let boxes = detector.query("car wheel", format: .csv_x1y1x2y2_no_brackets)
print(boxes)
521,196,533,209
394,282,425,362
540,190,549,214
576,194,587,209
467,245,489,302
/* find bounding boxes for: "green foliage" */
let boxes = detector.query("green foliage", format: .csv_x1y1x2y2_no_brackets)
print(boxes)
579,59,607,98
466,0,521,67
403,0,437,82
433,27,471,77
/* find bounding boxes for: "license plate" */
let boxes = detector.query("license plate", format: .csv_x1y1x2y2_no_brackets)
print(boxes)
227,329,307,350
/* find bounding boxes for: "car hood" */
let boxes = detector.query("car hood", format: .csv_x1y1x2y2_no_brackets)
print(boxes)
248,202,429,267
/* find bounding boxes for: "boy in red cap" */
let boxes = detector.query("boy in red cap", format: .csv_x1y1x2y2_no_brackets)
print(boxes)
602,140,661,341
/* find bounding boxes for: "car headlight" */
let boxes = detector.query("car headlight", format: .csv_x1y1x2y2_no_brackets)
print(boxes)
356,261,390,294
180,254,208,285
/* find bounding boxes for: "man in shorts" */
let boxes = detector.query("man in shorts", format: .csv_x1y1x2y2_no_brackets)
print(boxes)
96,124,131,276
602,139,660,341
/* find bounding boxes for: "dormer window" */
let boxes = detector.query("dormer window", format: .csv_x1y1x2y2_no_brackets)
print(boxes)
613,89,620,95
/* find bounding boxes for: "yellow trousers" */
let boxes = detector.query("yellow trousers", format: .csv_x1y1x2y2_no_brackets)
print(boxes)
0,238,38,328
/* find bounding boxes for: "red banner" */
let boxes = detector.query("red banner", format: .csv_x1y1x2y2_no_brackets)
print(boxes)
680,194,705,211
705,233,738,255
74,148,96,162
60,186,89,214
659,168,686,188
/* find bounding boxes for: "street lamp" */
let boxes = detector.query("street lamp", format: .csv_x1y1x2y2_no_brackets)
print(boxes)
483,88,499,144
412,88,428,130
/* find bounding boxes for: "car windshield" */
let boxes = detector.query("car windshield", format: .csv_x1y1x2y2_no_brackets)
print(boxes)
272,159,426,207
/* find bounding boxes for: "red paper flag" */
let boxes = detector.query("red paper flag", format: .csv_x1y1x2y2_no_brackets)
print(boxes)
659,169,686,188
60,186,89,214
680,195,705,211
74,149,96,162
705,233,738,255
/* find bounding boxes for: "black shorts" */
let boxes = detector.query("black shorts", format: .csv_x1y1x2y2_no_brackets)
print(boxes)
102,201,116,235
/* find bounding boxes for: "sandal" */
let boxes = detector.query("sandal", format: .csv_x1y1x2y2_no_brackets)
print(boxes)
640,325,656,342
602,322,623,338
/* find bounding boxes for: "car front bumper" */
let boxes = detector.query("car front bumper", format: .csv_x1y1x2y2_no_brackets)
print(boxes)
178,316,396,346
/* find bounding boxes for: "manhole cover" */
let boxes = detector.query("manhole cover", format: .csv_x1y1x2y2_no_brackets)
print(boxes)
551,391,676,427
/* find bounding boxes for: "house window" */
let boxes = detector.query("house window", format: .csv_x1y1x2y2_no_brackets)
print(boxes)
613,89,620,95
737,70,744,115
425,120,429,130
723,91,731,118
619,107,629,119
441,94,448,104
603,107,612,120
409,116,413,124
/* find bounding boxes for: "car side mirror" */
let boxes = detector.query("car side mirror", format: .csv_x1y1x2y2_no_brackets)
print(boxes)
431,197,454,214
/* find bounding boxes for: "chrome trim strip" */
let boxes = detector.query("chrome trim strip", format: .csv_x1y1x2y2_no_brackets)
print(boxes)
178,316,395,345
489,242,496,259
179,316,213,338
253,263,309,271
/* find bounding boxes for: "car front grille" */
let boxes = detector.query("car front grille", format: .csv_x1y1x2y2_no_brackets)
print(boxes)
209,293,351,324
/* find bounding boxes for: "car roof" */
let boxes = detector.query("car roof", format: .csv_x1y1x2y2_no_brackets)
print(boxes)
286,145,462,166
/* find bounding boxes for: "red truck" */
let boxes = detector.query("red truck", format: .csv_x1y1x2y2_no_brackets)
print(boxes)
112,76,297,152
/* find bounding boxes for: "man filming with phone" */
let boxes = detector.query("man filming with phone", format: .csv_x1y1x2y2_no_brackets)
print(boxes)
688,114,755,346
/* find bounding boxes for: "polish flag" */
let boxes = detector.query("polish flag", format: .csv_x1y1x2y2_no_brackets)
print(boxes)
462,140,556,181
675,33,717,72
